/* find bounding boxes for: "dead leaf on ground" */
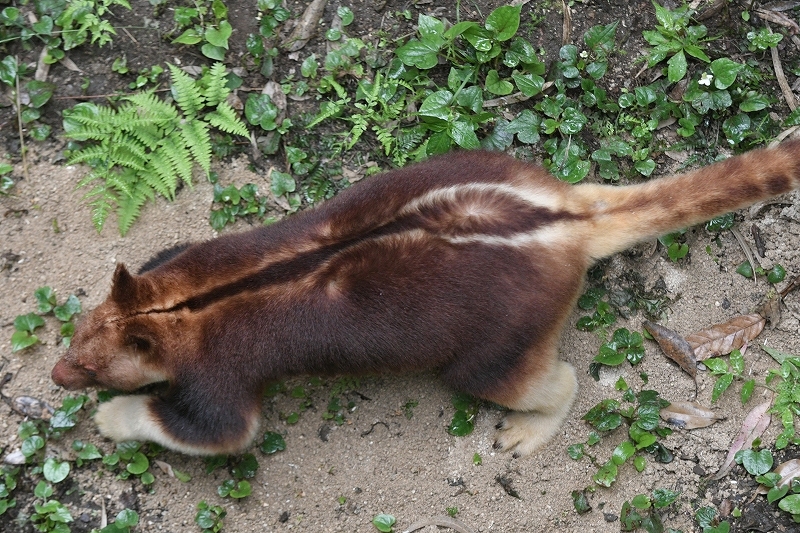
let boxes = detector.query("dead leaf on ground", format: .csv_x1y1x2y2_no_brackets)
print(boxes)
712,400,772,480
12,395,54,419
757,459,800,495
686,314,766,360
643,320,697,382
282,0,327,52
660,400,724,429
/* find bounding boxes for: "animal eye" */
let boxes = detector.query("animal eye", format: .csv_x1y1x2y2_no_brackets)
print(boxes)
129,336,151,352
85,369,97,378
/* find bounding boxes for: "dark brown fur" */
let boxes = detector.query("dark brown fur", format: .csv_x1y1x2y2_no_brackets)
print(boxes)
51,141,800,455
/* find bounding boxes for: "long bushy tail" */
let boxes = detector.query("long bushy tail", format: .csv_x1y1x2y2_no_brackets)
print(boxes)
570,139,800,260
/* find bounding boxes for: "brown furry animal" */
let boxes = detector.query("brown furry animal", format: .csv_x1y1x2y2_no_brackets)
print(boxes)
52,142,800,456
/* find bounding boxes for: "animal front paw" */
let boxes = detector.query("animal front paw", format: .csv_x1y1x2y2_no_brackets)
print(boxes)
94,395,156,443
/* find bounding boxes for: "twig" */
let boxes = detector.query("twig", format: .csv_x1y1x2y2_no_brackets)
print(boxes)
780,274,800,300
730,227,758,284
403,516,477,533
767,23,797,111
561,0,572,45
14,58,28,183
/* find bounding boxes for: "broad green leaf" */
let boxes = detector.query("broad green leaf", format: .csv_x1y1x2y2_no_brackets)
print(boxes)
26,81,55,108
611,440,635,465
54,294,81,322
173,28,203,45
126,452,149,475
260,431,286,454
245,93,279,130
710,58,742,90
205,20,232,48
201,44,226,61
0,55,18,86
485,69,513,96
593,461,618,487
485,5,521,42
511,73,544,97
712,373,734,402
14,313,45,333
270,171,295,197
373,514,396,532
738,448,773,476
396,39,440,69
419,90,453,122
667,50,687,82
778,494,800,515
449,120,479,149
43,458,70,484
11,330,39,352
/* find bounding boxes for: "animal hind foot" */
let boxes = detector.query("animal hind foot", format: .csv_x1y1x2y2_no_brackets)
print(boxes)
494,410,568,457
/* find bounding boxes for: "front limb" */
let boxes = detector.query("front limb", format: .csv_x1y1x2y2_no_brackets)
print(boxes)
95,392,261,455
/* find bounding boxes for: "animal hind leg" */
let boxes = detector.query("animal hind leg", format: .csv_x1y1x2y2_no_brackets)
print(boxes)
492,359,578,457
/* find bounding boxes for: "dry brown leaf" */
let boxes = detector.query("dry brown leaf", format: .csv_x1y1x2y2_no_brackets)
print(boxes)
757,459,800,494
282,0,327,52
12,395,53,419
712,400,772,480
154,459,175,478
660,400,724,429
643,320,697,380
686,314,766,361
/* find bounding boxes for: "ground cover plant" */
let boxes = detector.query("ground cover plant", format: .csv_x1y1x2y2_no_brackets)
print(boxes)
2,1,800,532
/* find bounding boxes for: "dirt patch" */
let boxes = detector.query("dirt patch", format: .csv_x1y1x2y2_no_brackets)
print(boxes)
2,1,800,532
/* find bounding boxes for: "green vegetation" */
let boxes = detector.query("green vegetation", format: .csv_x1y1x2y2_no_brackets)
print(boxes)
63,63,249,234
570,378,673,488
10,286,81,351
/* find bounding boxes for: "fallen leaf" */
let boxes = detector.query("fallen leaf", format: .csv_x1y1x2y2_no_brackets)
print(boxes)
643,320,697,381
686,314,765,360
154,459,175,477
712,400,772,480
660,400,724,429
35,47,50,82
283,0,327,52
12,395,54,419
757,459,800,495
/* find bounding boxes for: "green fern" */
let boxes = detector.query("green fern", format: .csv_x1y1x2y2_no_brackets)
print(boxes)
64,62,249,235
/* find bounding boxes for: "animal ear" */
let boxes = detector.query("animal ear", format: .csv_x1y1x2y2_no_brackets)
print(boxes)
111,263,139,305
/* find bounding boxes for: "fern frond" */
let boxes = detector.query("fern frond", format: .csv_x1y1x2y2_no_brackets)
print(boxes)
68,145,113,168
82,184,118,233
109,141,148,172
373,125,396,157
123,93,180,127
103,169,135,199
117,178,154,236
168,64,204,119
179,120,211,175
346,113,369,149
205,101,249,137
63,102,120,140
308,99,347,128
203,62,230,107
144,150,179,199
76,168,109,189
161,131,194,186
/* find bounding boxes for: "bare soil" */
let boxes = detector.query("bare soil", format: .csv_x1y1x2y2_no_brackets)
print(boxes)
2,1,800,532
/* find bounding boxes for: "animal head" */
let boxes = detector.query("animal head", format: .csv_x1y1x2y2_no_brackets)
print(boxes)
51,264,170,392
